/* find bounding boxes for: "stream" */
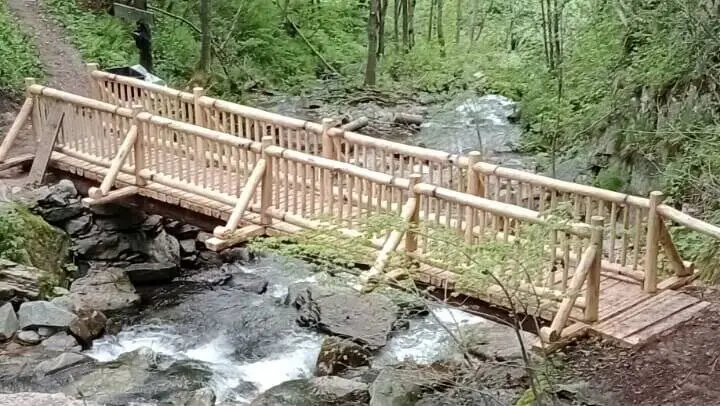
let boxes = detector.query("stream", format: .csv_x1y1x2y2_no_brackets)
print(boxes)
84,255,491,404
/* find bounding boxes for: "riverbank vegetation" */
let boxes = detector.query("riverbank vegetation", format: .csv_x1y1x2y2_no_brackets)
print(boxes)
0,1,43,95
27,0,720,278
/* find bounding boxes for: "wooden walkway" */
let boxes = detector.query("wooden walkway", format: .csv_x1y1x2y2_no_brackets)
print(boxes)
50,150,708,348
3,74,717,349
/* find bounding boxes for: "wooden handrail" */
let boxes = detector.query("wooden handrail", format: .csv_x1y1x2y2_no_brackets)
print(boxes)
473,162,650,209
657,203,720,240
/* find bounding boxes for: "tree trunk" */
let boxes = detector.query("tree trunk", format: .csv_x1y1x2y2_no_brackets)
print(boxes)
401,0,409,52
198,0,211,73
365,0,379,86
408,0,415,49
455,0,461,44
469,0,478,42
393,0,400,51
378,0,389,57
427,0,435,42
437,0,445,55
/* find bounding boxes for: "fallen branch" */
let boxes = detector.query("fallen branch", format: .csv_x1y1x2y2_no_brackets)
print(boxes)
341,116,369,131
393,112,423,125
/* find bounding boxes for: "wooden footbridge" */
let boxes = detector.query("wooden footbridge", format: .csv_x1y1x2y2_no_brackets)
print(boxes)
2,65,718,348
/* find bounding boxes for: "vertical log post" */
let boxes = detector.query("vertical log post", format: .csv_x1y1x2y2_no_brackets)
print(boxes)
405,173,422,253
464,151,482,242
86,63,100,100
25,78,41,143
260,136,274,225
645,191,663,293
584,216,604,322
321,118,335,212
132,105,146,186
193,87,205,184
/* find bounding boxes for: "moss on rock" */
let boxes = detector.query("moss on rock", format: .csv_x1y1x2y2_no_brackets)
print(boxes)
0,202,70,295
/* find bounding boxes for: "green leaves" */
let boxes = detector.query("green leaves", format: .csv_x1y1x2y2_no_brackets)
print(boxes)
0,2,43,94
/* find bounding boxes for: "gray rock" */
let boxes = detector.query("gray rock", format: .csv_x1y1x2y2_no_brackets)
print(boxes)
36,352,91,376
17,330,41,345
416,388,517,406
229,272,268,294
71,309,107,343
177,387,216,406
0,260,42,302
180,239,198,256
68,268,140,312
94,211,146,231
41,332,80,351
252,377,369,406
50,295,75,312
0,303,19,340
125,262,179,285
287,285,399,350
457,321,536,362
18,301,78,330
141,214,164,235
316,337,371,376
146,230,181,265
196,251,223,268
52,287,70,297
38,326,55,337
220,247,251,263
165,221,201,239
63,215,93,236
0,392,94,406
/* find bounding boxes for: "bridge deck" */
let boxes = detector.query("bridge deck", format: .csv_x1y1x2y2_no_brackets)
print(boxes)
49,150,708,348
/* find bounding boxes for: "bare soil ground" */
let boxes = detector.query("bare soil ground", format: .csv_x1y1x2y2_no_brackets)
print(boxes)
556,285,720,406
1,0,87,178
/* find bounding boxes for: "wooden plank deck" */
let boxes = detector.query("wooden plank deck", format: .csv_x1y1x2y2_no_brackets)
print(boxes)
48,150,707,348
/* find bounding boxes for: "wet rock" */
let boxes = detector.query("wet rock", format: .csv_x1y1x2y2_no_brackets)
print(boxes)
38,326,55,337
196,251,223,268
18,301,77,330
141,214,164,235
41,332,80,351
416,388,518,406
252,377,369,406
17,330,41,345
0,303,18,340
94,212,146,231
0,392,93,406
177,268,232,286
63,214,93,236
147,230,182,265
196,231,213,245
34,181,84,223
175,387,216,406
73,229,180,266
105,317,122,335
69,309,107,344
220,247,252,263
36,352,92,375
180,239,198,256
287,285,399,350
68,267,140,312
125,262,180,285
165,221,201,240
228,271,268,294
316,337,371,376
457,321,536,362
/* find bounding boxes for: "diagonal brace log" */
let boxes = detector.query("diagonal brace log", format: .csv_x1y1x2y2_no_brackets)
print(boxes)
89,124,138,199
213,158,267,239
0,97,34,163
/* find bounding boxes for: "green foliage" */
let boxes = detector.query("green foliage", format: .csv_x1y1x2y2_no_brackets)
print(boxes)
0,202,70,295
592,166,628,192
0,1,43,94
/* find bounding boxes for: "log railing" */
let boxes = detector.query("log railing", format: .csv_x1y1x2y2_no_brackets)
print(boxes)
14,81,720,342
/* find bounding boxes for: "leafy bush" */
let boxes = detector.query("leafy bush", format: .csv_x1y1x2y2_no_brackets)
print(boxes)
0,1,43,94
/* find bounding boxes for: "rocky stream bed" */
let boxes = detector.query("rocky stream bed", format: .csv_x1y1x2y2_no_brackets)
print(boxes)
0,179,550,406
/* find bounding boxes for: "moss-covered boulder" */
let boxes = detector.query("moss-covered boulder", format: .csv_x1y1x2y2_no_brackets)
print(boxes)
0,202,70,299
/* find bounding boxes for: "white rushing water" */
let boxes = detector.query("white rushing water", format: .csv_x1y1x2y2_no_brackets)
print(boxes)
85,305,486,404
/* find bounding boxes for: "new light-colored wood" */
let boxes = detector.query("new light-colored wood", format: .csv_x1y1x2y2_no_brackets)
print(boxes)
584,216,604,322
206,224,265,251
27,110,64,184
82,185,139,206
95,124,138,196
216,158,266,237
658,220,690,277
0,97,34,163
260,137,273,225
405,174,422,252
645,191,662,293
657,203,720,240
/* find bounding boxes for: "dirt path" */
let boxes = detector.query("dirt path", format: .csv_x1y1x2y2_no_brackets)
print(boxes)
1,0,88,179
557,286,720,405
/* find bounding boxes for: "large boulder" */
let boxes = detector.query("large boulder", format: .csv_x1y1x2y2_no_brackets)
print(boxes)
456,321,536,362
0,302,18,340
0,202,69,278
369,363,456,406
68,268,140,313
69,308,107,344
252,377,369,406
17,301,77,330
286,284,399,350
316,337,371,376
